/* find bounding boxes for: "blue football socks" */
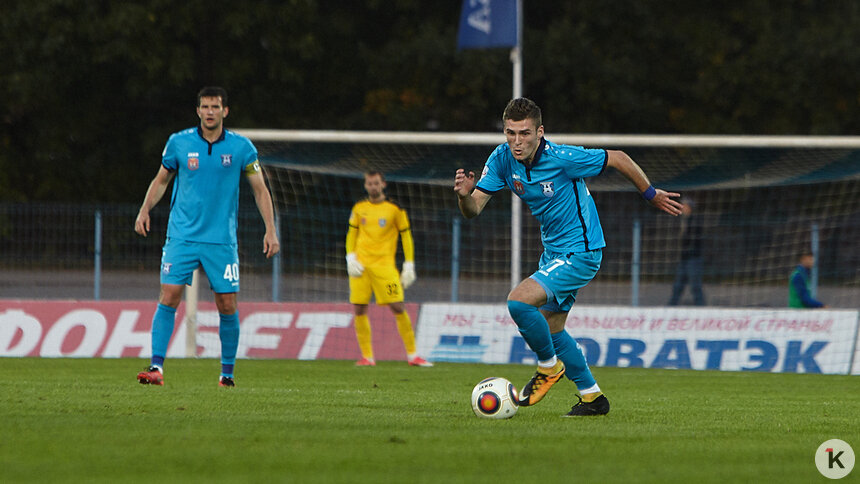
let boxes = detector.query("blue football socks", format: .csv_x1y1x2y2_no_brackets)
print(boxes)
507,300,555,361
219,312,240,377
551,329,597,390
150,304,177,367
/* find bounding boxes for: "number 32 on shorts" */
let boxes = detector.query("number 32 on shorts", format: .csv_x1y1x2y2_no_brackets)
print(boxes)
223,263,240,282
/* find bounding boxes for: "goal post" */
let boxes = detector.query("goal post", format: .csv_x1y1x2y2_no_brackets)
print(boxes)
184,268,199,358
234,129,860,309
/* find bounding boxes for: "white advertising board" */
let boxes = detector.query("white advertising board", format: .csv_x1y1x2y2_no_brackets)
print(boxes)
416,304,860,375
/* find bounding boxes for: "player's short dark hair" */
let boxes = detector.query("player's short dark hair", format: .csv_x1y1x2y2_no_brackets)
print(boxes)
502,98,542,128
365,170,385,182
197,86,228,106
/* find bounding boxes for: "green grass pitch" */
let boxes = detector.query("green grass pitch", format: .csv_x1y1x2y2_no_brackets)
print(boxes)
2,358,857,483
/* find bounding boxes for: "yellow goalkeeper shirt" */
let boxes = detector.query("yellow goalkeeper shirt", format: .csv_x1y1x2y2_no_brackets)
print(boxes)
347,198,413,267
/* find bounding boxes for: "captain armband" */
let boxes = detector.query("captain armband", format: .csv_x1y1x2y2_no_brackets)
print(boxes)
244,160,262,175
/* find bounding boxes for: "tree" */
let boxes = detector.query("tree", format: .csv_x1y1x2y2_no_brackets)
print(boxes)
1,0,857,202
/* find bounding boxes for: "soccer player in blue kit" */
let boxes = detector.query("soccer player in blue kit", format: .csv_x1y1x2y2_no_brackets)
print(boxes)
134,87,280,387
454,98,682,416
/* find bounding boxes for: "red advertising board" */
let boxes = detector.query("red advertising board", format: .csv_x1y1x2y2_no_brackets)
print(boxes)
0,300,419,361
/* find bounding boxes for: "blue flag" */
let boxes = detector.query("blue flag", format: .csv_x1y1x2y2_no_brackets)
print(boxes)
457,0,519,50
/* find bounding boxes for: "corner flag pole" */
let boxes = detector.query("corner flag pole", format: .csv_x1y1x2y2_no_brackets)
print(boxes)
509,0,523,290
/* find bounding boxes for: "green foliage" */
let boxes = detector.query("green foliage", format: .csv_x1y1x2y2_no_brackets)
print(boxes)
2,358,858,483
1,1,858,202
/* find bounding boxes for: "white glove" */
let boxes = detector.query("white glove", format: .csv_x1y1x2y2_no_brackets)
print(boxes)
346,253,364,277
400,261,416,289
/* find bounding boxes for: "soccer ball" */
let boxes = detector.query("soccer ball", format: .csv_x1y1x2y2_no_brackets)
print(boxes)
471,377,519,419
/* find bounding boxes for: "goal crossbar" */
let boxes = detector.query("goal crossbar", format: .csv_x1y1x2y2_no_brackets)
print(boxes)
235,129,860,149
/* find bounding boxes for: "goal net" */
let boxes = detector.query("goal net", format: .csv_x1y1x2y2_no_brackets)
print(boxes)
236,130,860,310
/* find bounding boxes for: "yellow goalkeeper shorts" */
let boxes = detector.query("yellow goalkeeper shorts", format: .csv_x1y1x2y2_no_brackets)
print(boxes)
349,263,403,305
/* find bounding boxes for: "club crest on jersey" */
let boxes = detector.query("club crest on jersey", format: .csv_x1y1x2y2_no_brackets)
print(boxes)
513,180,525,195
540,181,555,197
187,157,199,170
221,154,232,167
378,219,386,227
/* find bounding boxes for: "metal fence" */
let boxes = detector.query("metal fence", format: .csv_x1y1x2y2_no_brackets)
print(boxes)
2,189,857,308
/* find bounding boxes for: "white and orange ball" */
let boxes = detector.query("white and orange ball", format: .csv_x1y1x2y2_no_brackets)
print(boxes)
471,377,519,419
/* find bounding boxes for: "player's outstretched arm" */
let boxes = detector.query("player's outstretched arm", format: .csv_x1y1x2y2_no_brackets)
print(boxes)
607,150,682,216
135,166,174,237
454,168,491,218
247,170,281,258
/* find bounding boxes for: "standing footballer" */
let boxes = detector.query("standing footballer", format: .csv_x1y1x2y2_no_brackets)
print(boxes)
454,98,681,416
134,86,280,387
346,171,432,367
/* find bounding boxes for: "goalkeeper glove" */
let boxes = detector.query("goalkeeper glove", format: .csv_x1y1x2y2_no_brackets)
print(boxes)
400,261,416,289
346,253,364,277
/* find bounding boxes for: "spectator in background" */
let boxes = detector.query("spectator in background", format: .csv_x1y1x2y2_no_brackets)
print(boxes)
668,197,706,306
788,252,826,308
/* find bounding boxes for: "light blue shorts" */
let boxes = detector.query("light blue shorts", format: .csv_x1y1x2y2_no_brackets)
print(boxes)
530,249,602,312
160,238,240,293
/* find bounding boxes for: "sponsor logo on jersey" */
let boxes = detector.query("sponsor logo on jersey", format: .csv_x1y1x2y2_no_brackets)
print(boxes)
540,181,555,197
161,263,172,274
221,154,232,167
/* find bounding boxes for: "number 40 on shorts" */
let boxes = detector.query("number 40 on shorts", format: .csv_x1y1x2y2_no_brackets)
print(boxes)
223,263,240,281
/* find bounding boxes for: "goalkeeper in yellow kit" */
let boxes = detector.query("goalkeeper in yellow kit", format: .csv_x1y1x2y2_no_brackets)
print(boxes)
346,171,432,367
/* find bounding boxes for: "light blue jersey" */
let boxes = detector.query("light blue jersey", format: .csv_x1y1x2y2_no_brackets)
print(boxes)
161,127,259,244
476,138,608,253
